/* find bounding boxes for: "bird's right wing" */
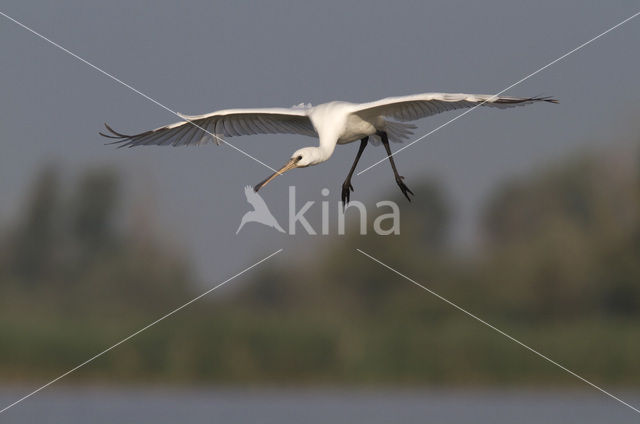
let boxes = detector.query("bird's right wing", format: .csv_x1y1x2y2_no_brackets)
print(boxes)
353,93,557,123
100,107,317,148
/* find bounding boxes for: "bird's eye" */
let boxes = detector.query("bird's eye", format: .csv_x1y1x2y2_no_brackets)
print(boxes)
297,155,303,161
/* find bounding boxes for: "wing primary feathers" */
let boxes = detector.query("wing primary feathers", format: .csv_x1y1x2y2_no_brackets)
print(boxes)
102,123,130,138
166,123,193,147
494,96,558,104
179,123,202,147
100,123,153,146
100,107,316,148
354,93,558,124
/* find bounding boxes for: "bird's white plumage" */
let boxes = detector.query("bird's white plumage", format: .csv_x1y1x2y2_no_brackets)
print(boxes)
101,92,554,149
101,91,555,199
353,92,552,123
102,107,316,148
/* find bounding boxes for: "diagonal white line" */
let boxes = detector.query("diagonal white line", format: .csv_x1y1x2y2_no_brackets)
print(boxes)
0,11,278,173
356,248,640,415
0,248,283,415
357,10,640,175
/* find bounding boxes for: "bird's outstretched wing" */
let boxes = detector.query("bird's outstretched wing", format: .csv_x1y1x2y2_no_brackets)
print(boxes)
100,107,317,148
353,93,557,123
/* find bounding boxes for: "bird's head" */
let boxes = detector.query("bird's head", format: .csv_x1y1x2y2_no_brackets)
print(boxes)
291,147,319,168
254,147,321,192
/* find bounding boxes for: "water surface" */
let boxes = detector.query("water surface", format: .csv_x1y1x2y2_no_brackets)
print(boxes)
1,386,638,423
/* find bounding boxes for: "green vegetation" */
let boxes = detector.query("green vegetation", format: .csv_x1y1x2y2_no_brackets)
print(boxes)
1,145,639,386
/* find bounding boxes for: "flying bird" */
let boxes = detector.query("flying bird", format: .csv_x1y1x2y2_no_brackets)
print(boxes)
101,92,557,204
236,185,285,234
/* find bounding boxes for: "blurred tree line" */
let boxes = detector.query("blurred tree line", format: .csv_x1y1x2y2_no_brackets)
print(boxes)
0,144,639,386
0,166,192,313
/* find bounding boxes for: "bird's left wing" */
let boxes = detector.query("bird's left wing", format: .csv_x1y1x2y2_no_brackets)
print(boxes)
352,93,557,123
100,107,317,148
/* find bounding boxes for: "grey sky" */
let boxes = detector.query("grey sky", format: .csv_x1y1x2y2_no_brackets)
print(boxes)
1,1,639,283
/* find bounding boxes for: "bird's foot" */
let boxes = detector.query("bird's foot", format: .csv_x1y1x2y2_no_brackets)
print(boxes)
395,176,414,202
341,180,354,206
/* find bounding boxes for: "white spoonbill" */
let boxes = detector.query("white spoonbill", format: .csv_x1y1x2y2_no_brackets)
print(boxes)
101,92,556,203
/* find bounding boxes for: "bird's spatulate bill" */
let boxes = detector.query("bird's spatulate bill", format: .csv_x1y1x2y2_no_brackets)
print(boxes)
254,158,298,192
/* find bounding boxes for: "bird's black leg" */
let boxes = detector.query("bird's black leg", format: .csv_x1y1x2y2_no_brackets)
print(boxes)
342,136,369,205
378,131,414,202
